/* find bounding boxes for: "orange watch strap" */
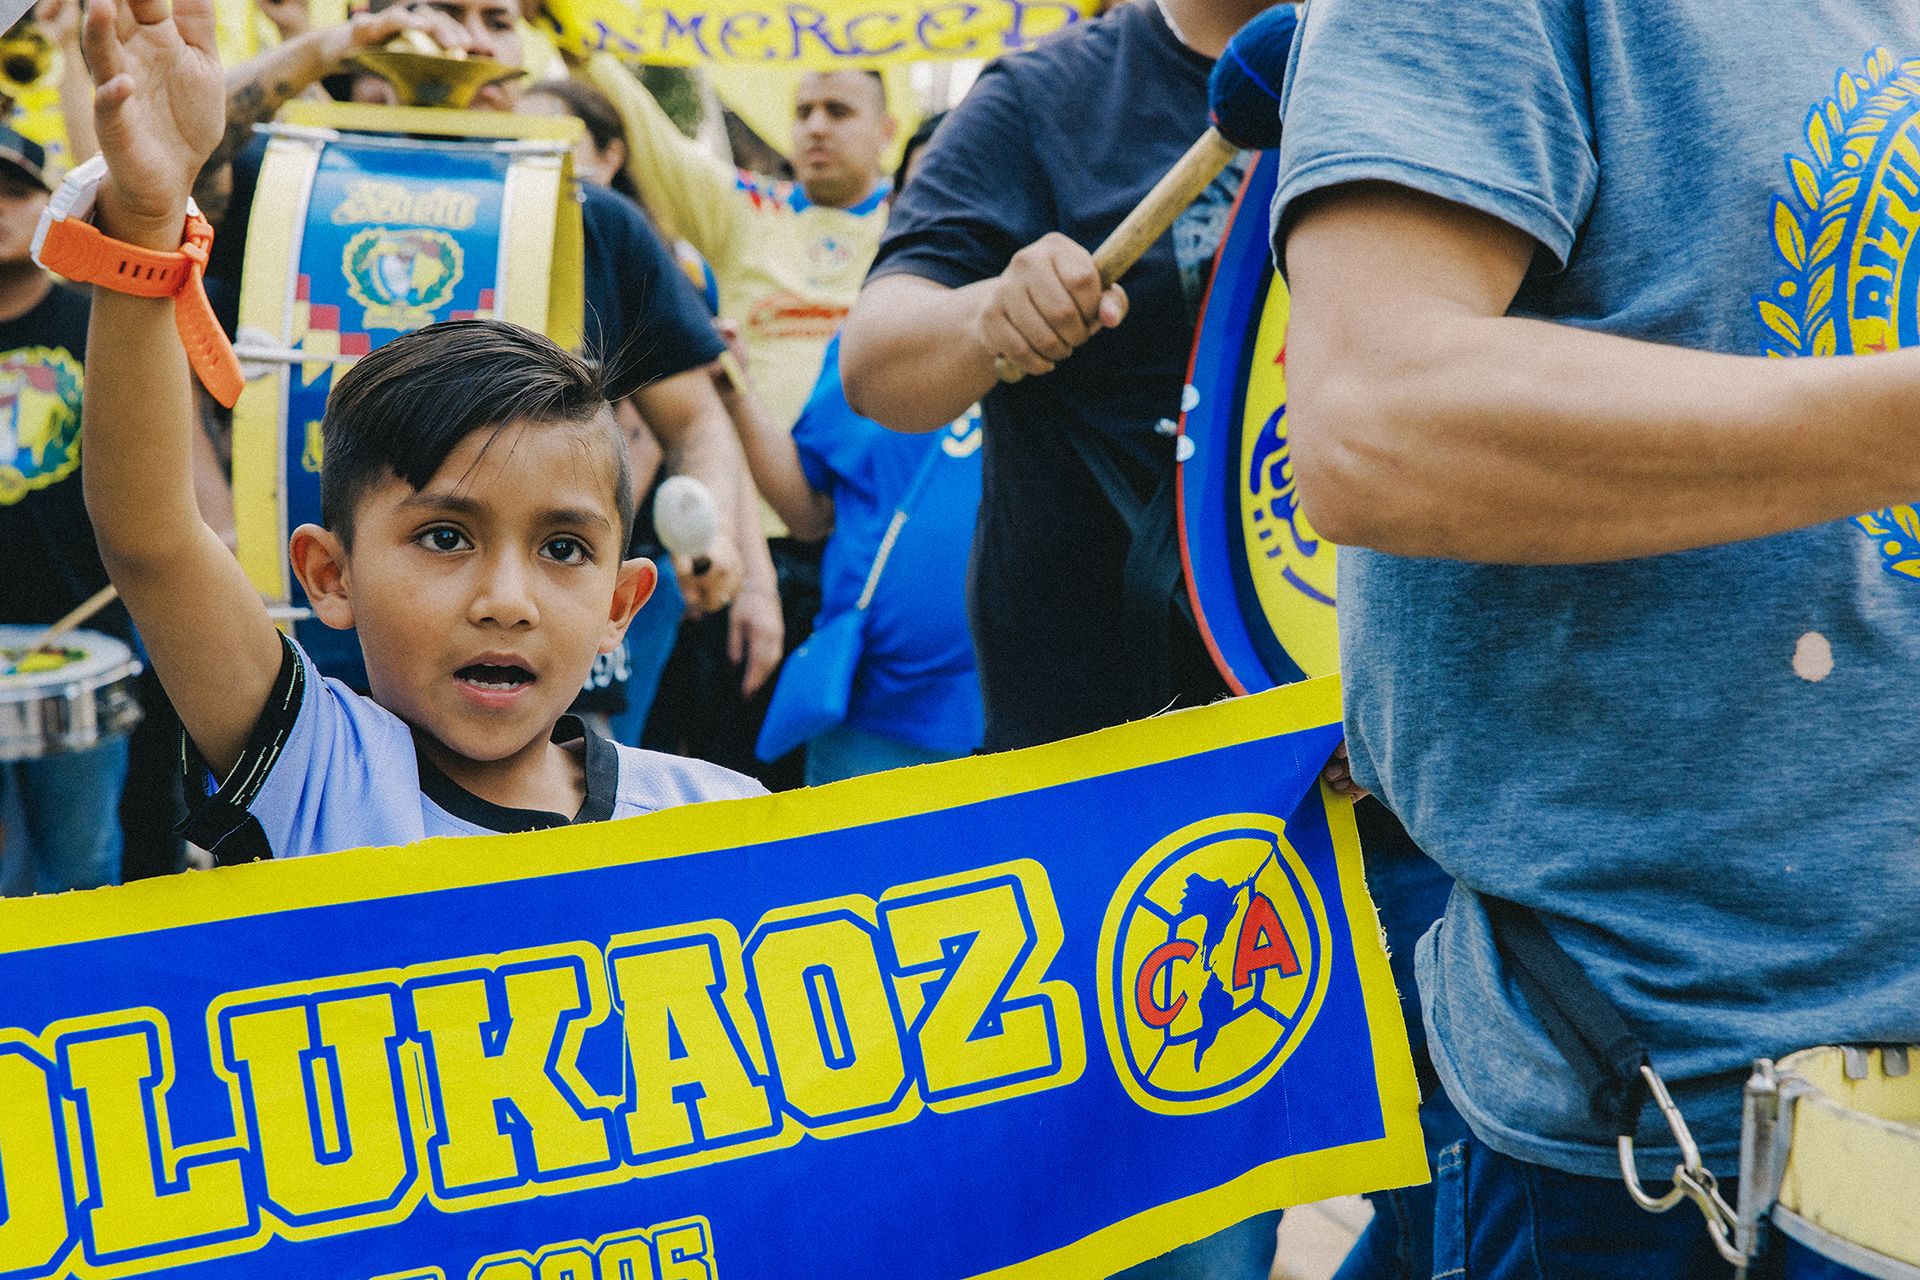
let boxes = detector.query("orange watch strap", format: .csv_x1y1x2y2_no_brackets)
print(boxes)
38,213,245,408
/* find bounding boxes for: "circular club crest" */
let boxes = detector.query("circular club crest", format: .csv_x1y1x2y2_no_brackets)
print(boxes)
1180,151,1337,694
1759,48,1920,578
1097,815,1332,1116
343,226,466,332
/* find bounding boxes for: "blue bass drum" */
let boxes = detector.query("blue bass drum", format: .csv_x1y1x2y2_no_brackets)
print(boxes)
1178,150,1337,696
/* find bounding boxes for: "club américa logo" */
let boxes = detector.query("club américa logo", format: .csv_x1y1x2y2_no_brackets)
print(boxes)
1097,815,1331,1115
1758,48,1920,578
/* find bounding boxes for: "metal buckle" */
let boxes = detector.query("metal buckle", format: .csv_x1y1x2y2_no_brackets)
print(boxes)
1617,1064,1745,1267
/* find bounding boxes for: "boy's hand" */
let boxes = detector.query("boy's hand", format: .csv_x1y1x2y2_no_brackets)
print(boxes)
83,0,222,246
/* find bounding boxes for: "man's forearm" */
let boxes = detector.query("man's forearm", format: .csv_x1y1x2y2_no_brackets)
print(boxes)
718,378,831,540
842,275,1001,434
1288,311,1920,565
202,30,338,177
634,374,745,535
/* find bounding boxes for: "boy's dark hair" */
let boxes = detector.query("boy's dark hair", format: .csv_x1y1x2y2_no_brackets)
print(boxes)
320,319,634,548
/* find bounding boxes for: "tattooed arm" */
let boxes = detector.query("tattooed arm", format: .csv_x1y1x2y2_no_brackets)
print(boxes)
196,5,474,198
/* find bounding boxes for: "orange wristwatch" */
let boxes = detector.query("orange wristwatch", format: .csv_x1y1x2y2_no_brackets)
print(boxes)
31,156,244,408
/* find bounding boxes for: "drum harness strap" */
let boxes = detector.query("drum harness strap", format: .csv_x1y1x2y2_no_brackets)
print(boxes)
1482,896,1746,1267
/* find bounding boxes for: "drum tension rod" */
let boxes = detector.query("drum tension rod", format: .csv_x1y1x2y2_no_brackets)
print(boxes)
1619,1064,1746,1267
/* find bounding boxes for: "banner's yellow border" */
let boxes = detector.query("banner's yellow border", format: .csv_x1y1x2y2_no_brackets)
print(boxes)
0,678,1342,951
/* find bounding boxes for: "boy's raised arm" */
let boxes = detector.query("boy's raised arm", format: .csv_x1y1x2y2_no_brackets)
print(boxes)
79,0,284,777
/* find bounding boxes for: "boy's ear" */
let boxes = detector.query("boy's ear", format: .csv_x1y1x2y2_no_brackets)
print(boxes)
288,524,356,631
601,556,657,653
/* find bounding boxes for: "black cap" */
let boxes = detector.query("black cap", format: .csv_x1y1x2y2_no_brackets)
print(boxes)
0,125,51,192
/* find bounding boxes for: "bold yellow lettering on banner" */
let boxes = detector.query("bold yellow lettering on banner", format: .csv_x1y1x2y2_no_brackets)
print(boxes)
592,1230,654,1280
653,1219,713,1280
409,958,615,1195
0,1047,69,1275
747,914,908,1125
882,864,1085,1106
609,930,775,1159
220,992,410,1222
535,1244,594,1278
60,1021,253,1258
471,1262,534,1280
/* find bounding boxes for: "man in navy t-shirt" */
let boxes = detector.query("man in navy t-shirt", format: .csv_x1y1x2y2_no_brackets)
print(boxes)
842,4,1289,1276
845,0,1266,756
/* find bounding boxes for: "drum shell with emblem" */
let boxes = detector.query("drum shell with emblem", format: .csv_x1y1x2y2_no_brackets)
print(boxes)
0,626,143,761
1178,149,1337,696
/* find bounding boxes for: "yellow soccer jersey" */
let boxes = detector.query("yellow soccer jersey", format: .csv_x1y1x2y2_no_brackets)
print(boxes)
590,57,891,525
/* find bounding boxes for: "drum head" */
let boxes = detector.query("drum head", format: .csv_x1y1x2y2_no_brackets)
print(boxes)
0,626,137,690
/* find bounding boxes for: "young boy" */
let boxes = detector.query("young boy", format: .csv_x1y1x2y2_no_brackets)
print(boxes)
68,0,761,862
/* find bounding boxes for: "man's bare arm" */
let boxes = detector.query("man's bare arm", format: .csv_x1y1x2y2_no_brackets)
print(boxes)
199,6,471,183
842,237,1128,434
1284,183,1920,565
715,371,832,541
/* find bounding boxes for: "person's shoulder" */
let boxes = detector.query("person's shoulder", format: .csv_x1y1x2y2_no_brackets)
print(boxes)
613,746,769,813
35,283,91,353
990,5,1142,86
730,168,804,215
579,181,653,240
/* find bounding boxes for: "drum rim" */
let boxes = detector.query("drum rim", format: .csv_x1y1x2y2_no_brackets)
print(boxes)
0,625,139,690
1772,1204,1920,1280
1778,1045,1920,1143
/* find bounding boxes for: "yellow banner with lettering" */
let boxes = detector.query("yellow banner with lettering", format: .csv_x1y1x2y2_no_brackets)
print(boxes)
0,679,1424,1279
537,0,1095,67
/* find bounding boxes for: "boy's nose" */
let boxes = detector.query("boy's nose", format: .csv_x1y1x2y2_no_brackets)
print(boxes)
470,558,539,627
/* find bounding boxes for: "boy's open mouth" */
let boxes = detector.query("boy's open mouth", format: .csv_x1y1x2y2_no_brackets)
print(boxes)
456,663,536,691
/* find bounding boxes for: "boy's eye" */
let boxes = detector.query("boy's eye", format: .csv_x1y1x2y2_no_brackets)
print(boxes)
544,537,589,565
417,528,471,553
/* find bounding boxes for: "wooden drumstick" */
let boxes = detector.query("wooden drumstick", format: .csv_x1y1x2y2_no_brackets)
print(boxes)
991,5,1295,385
993,131,1241,385
2,583,119,676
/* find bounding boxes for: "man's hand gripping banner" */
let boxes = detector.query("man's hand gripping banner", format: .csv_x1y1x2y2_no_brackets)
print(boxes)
0,676,1425,1279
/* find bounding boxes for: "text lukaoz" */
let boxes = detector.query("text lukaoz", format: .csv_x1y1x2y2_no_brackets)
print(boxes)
0,861,1082,1280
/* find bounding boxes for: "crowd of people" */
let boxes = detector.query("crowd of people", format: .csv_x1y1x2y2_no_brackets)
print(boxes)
3,0,1918,1276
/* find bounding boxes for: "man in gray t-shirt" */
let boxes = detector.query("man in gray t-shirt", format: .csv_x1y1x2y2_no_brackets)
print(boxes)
1276,0,1920,1272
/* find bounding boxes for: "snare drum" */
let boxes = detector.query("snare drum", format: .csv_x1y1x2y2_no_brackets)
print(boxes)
0,626,143,761
1740,1045,1920,1279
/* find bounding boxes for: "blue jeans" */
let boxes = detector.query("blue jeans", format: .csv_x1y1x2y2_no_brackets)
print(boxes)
1115,1212,1284,1280
1424,1120,1741,1280
803,722,968,785
1336,803,1462,1280
0,738,128,896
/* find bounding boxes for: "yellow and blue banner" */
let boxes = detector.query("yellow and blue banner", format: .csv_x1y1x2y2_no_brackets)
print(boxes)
1180,151,1339,695
538,0,1094,68
0,678,1423,1279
